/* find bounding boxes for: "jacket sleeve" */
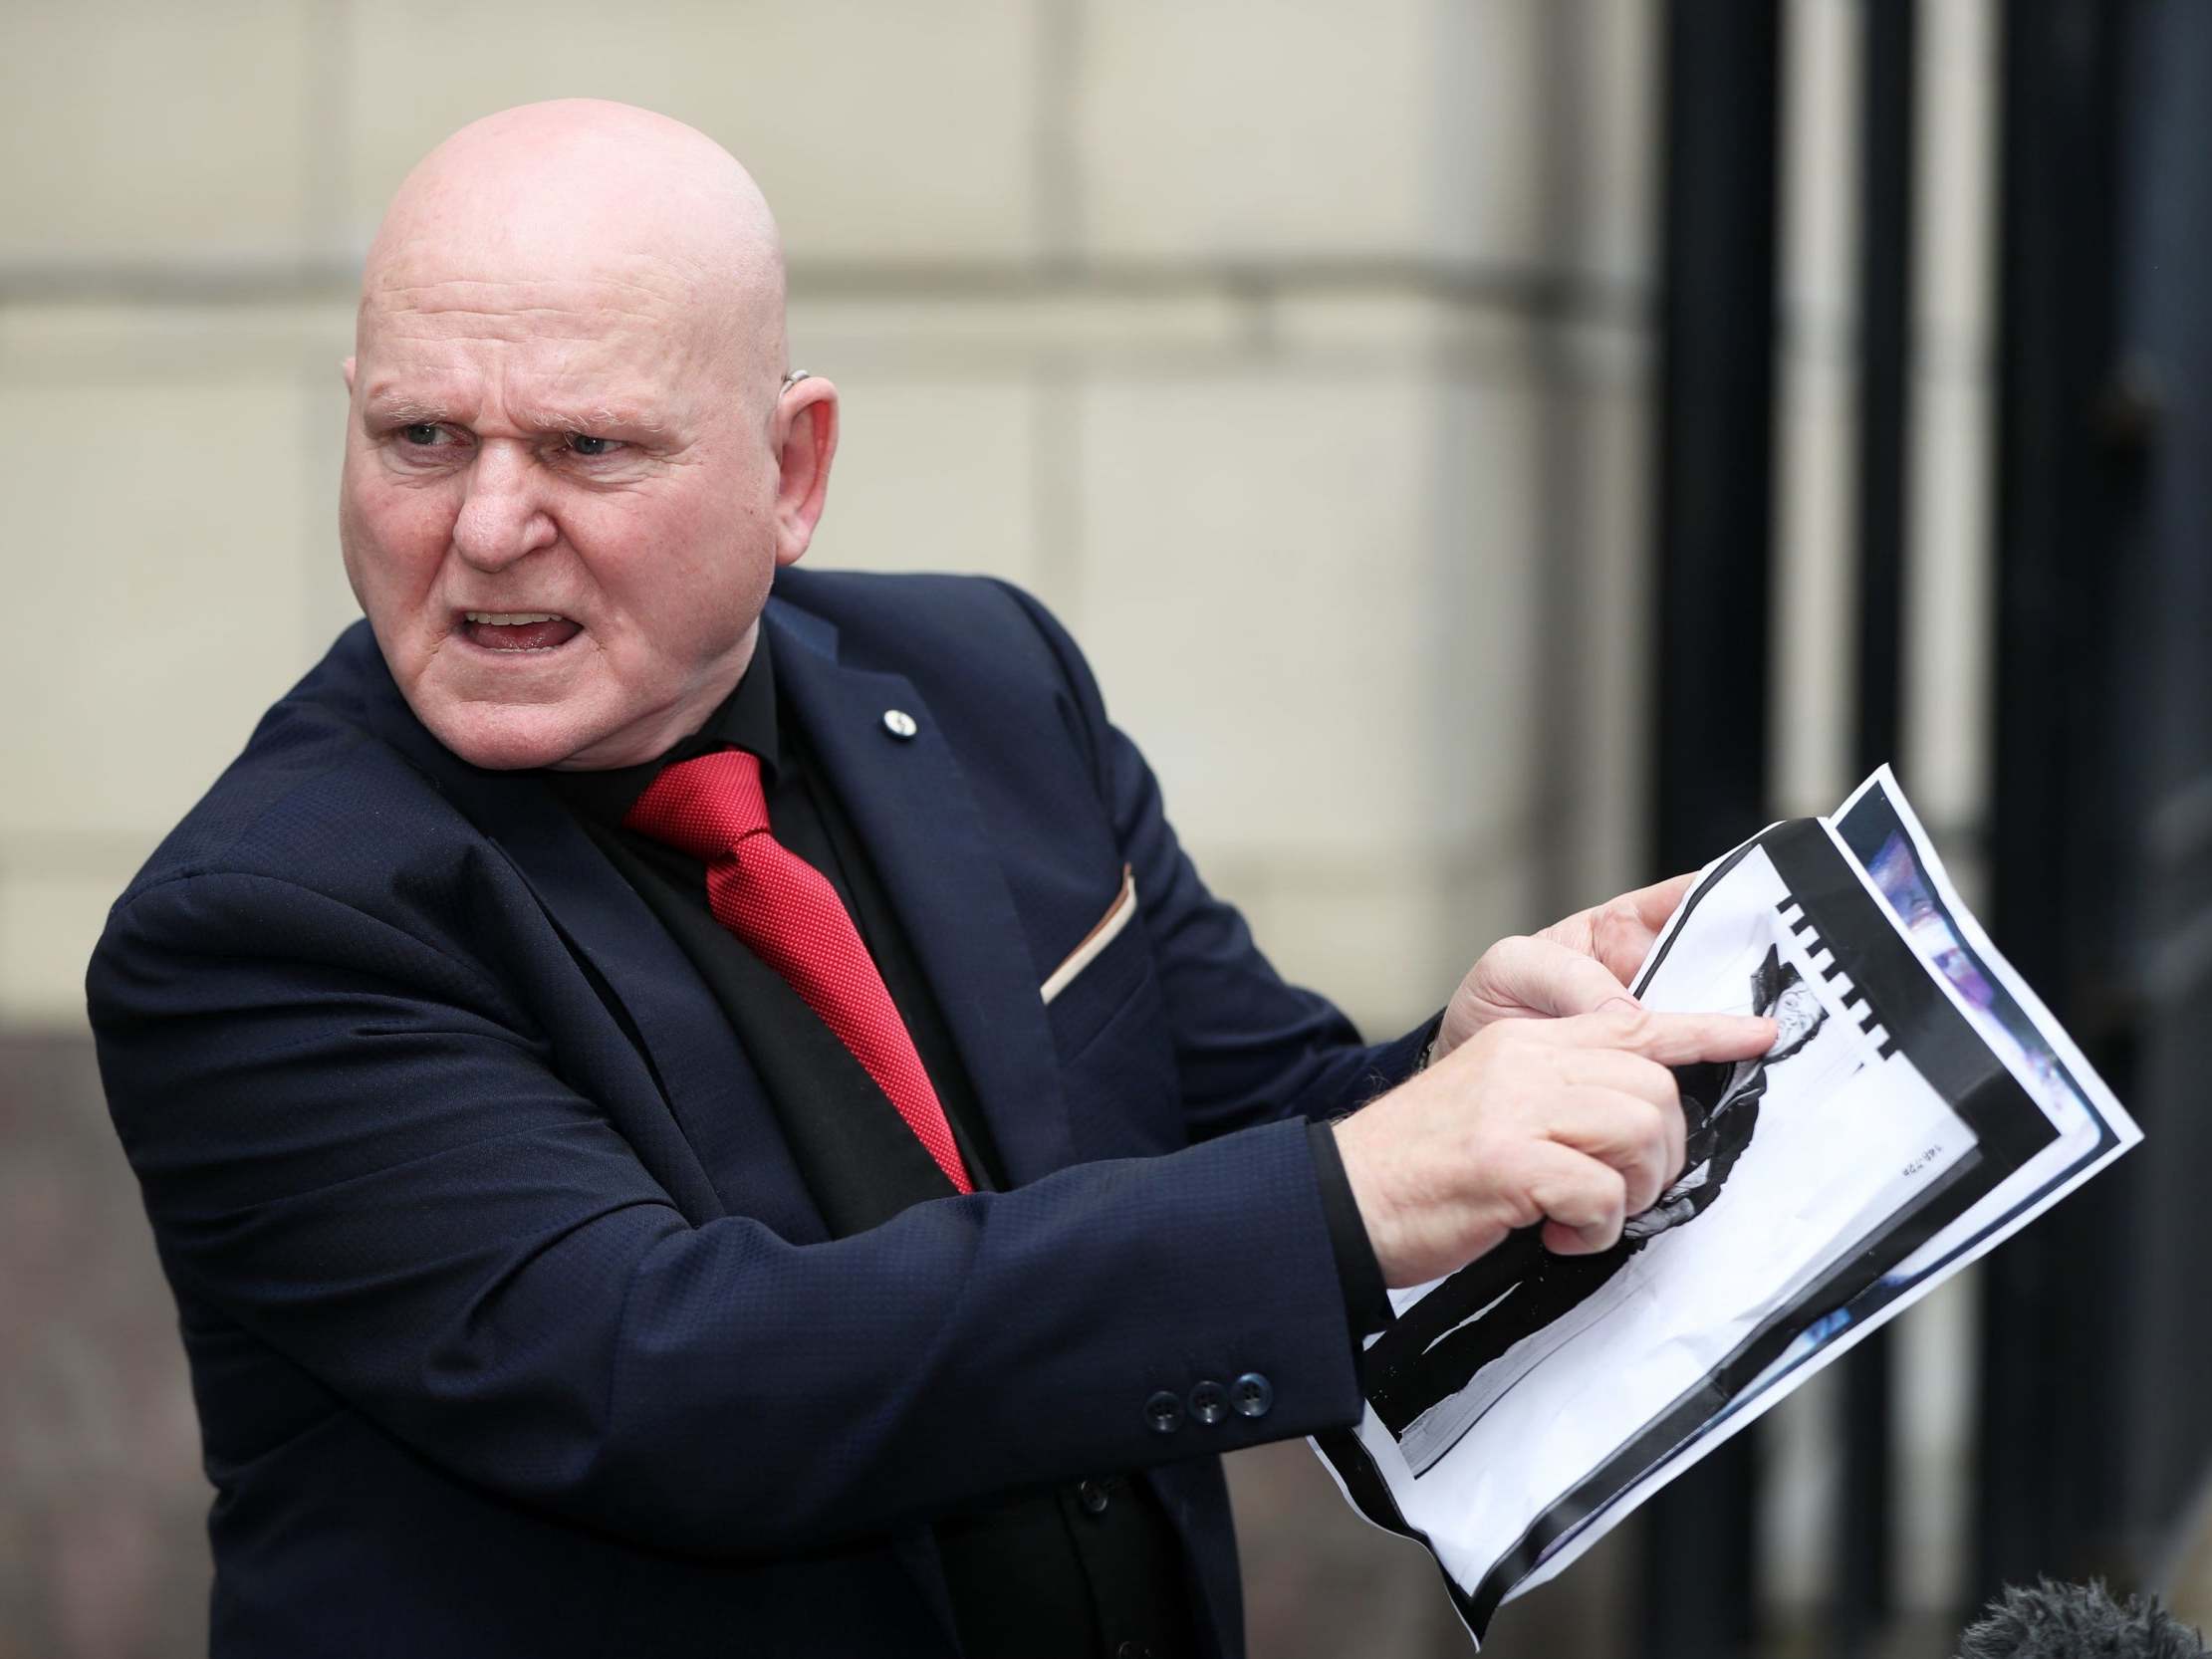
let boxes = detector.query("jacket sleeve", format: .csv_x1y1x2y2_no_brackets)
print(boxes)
991,581,1438,1136
89,866,1369,1558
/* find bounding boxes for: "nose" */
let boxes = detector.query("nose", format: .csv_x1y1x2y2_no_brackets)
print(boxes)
450,440,557,572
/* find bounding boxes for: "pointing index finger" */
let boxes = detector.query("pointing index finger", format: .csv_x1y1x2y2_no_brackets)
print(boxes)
1556,1006,1779,1066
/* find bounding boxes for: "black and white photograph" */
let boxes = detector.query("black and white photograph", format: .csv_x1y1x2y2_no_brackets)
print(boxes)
1362,944,1830,1477
1645,770,2140,1439
1317,784,2116,1642
1491,771,2144,1612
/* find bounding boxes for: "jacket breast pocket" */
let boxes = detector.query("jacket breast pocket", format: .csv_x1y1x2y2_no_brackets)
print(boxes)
1042,868,1183,1155
1039,865,1144,1051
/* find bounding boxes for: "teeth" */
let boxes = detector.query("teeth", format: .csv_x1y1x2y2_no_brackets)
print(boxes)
464,611,566,625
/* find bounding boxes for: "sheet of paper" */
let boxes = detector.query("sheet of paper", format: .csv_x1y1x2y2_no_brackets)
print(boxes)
1312,771,2137,1645
1510,771,2141,1597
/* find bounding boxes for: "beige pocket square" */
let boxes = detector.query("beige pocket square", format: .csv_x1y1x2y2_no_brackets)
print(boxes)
1041,865,1137,1004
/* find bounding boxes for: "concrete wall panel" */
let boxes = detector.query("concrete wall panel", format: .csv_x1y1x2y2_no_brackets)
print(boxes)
1074,364,1540,867
343,0,1043,262
0,1,320,264
801,374,1049,592
1075,0,1543,266
0,377,326,847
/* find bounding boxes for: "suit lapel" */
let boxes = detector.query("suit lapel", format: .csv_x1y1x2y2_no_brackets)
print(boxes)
358,669,827,1243
768,601,1076,1188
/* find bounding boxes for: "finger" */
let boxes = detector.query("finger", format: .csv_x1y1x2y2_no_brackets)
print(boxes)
1554,1047,1680,1110
1550,1005,1779,1067
1552,1053,1685,1180
1541,1088,1675,1215
1588,872,1698,985
1628,872,1698,932
1511,1141,1628,1256
1474,934,1635,1020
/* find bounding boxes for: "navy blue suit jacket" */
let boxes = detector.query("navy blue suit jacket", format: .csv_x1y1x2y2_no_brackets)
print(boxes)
89,569,1428,1657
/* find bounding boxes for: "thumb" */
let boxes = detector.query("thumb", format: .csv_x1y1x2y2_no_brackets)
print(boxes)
1479,935,1638,1019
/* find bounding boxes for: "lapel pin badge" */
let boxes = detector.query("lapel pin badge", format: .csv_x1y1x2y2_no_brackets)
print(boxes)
881,709,918,741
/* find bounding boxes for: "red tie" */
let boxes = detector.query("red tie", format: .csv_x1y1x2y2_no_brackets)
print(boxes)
624,748,974,1194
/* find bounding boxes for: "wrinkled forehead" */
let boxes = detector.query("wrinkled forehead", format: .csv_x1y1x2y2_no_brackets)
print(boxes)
356,241,739,414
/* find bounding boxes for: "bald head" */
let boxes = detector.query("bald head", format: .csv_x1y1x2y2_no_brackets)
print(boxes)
360,100,788,400
338,101,841,774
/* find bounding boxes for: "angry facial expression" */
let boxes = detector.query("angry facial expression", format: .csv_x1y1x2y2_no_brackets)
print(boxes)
340,256,789,771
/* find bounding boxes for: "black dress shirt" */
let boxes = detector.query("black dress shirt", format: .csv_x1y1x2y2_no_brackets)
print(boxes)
547,629,1390,1658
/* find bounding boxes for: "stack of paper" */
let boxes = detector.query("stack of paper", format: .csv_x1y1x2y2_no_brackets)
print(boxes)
1314,768,2139,1646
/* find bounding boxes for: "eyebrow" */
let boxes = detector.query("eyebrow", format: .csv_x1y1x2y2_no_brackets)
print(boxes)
512,401,671,437
360,388,669,437
361,390,456,427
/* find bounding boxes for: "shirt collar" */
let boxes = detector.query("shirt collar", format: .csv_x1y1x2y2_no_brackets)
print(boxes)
543,627,783,829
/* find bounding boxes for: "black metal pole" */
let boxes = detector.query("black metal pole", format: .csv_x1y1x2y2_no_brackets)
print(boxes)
1838,2,1915,1650
1645,4,1784,1654
1853,0,1914,789
1978,0,2132,1608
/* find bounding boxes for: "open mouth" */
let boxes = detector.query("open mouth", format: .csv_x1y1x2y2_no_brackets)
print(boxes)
458,610,585,652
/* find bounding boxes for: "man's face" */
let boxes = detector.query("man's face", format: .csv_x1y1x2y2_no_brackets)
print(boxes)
340,255,784,771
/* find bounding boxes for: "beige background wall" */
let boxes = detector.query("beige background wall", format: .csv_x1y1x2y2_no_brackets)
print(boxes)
0,0,1668,1037
0,3,1999,1654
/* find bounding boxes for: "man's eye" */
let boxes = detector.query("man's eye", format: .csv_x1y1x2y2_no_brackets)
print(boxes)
400,423,443,446
566,433,620,458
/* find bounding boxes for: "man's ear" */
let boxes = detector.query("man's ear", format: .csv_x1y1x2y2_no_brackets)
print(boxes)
772,376,840,569
341,356,357,394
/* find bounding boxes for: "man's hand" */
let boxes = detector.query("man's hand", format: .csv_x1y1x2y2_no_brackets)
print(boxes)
1434,872,1699,1062
1335,1004,1775,1287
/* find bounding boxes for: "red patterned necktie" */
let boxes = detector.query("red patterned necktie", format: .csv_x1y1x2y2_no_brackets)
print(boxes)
624,748,974,1194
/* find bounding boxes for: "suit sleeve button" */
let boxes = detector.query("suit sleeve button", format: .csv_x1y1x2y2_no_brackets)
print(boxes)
1078,1479,1110,1515
1144,1389,1185,1434
1189,1379,1228,1425
1231,1372,1274,1419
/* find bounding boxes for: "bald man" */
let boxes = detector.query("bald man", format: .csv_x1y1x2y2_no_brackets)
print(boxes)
89,102,1771,1659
